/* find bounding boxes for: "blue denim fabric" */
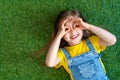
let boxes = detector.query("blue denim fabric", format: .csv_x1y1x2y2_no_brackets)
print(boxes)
62,39,109,80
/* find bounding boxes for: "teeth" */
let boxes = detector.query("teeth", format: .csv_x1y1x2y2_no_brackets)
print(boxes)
70,34,78,39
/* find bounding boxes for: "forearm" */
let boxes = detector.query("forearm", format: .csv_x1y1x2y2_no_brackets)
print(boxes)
87,23,116,45
46,19,68,67
46,34,61,67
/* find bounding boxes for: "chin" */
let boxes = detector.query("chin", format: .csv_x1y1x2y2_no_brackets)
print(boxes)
69,41,81,46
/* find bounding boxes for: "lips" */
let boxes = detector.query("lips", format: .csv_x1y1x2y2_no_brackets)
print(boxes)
70,34,79,39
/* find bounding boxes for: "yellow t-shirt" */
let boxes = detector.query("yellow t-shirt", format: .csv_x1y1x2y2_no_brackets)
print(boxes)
55,36,106,80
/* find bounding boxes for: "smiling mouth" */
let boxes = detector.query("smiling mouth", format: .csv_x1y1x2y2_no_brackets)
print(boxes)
70,34,79,39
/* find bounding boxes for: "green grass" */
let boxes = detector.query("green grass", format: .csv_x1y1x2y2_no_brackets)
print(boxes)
0,0,120,80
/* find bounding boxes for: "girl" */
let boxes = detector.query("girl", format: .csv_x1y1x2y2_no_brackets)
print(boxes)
45,10,116,80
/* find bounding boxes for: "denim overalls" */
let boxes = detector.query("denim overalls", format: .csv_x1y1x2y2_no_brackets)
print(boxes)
61,39,109,80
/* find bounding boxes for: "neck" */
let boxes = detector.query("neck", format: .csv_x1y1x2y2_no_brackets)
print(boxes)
69,40,82,46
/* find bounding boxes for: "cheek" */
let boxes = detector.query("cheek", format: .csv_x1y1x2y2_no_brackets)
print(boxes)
77,29,83,35
63,33,70,41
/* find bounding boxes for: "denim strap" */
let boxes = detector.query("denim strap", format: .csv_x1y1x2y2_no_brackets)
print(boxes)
86,39,96,51
86,39,102,57
61,48,71,59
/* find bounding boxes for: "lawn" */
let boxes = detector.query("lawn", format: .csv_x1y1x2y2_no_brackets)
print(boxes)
0,0,120,80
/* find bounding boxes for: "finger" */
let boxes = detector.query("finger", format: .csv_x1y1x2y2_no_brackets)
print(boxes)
78,18,83,22
73,22,86,30
61,19,68,28
64,26,70,32
73,23,81,28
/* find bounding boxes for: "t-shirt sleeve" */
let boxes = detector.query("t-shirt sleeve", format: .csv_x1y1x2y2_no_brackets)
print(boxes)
55,49,64,68
89,36,106,53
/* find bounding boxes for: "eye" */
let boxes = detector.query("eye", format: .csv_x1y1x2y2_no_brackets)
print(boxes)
65,28,70,31
74,23,80,29
75,25,80,28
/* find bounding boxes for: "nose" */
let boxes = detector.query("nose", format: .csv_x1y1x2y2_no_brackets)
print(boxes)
66,24,76,34
70,27,76,34
65,21,76,33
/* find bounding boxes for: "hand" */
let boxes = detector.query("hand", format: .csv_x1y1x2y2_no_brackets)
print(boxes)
57,19,69,38
73,18,90,30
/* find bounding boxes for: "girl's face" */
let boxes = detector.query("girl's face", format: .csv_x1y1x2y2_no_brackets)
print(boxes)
61,16,83,46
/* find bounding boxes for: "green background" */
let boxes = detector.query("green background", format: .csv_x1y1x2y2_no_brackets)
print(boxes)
0,0,120,80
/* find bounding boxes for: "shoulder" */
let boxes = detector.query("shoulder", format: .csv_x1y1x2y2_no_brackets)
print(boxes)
57,48,65,61
89,35,99,41
55,48,67,68
88,36,106,53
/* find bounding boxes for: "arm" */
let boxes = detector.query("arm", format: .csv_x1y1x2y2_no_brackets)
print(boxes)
88,24,116,46
46,19,68,67
45,34,61,67
79,19,117,46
